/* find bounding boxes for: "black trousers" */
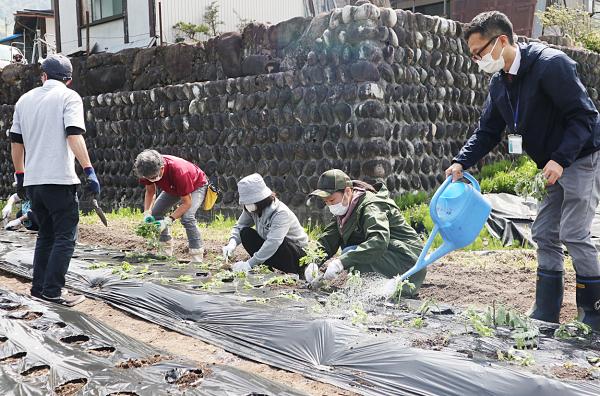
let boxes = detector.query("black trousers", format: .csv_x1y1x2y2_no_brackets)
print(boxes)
240,227,305,274
27,185,79,298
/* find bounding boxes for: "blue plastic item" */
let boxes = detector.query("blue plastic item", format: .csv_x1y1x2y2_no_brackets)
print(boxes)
398,172,492,281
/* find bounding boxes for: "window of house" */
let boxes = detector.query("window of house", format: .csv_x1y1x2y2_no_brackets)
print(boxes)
395,0,450,17
89,0,124,22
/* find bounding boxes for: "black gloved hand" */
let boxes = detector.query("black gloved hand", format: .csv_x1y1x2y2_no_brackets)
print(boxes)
15,172,26,200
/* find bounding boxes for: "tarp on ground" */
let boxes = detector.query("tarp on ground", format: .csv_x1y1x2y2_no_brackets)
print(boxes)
1,233,599,396
0,287,307,396
485,193,600,249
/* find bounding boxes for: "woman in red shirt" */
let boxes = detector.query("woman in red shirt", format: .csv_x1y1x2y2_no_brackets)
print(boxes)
134,150,208,262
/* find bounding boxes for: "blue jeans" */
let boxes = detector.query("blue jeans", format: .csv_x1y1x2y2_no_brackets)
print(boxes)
27,185,79,298
151,185,207,249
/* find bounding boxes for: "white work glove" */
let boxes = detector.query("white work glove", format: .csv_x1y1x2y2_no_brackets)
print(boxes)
383,276,401,298
1,204,12,220
232,261,251,274
323,259,344,280
4,218,22,230
157,216,173,232
222,239,237,260
304,263,320,283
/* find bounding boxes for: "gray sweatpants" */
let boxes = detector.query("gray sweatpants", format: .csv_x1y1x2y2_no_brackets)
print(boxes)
532,151,600,277
151,185,207,249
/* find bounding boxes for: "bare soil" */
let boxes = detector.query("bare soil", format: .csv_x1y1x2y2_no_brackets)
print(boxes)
116,354,171,369
174,368,206,388
87,346,116,357
54,379,88,396
21,365,50,377
7,311,43,321
551,364,595,381
420,250,578,322
410,333,450,351
0,352,26,364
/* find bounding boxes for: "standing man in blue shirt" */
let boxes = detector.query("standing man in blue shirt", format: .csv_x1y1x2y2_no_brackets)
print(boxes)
10,54,100,307
446,12,600,330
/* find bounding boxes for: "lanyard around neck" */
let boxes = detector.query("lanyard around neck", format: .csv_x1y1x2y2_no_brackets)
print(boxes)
505,81,521,133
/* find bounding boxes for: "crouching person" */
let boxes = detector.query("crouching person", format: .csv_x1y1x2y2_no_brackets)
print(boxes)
306,169,426,297
134,150,208,262
222,173,308,274
3,193,39,231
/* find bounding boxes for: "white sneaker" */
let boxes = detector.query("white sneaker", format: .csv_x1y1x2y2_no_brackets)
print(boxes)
189,248,204,263
159,240,174,257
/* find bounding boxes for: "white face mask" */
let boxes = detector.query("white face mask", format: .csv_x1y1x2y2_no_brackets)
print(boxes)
245,204,257,212
476,38,505,74
327,192,349,216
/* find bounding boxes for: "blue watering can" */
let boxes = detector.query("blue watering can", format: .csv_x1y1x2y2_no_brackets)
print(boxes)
398,172,492,281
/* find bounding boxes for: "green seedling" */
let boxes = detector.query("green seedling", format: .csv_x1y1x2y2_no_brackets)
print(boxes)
112,261,135,274
555,320,592,339
497,350,536,367
264,275,297,286
138,265,150,276
409,317,426,329
389,279,416,304
299,240,327,267
199,278,224,291
88,262,109,270
135,222,161,249
346,270,363,290
176,275,194,283
464,308,495,337
233,270,247,279
351,303,368,325
279,292,302,301
253,264,272,274
515,171,547,202
194,262,211,270
416,298,439,317
587,356,600,367
324,291,345,310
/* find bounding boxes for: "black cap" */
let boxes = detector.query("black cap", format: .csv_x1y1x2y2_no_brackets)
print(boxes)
41,54,73,81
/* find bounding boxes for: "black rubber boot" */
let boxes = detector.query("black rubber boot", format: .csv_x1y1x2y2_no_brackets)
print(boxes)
576,275,600,331
528,269,563,323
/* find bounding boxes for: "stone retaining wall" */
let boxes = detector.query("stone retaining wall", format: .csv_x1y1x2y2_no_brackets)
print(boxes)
1,2,600,221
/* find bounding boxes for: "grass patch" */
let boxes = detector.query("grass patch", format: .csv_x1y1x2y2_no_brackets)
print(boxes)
394,191,431,211
477,157,539,196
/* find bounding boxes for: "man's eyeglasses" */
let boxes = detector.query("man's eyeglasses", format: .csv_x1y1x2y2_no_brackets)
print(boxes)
471,35,500,61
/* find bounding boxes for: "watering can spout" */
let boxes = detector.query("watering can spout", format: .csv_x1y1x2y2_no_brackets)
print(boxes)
397,225,455,281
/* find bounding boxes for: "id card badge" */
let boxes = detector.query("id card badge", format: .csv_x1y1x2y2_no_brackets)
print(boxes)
508,134,523,154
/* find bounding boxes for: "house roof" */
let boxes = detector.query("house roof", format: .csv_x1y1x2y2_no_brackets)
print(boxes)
15,9,54,18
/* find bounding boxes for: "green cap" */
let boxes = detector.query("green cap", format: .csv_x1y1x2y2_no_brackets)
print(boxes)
310,169,352,198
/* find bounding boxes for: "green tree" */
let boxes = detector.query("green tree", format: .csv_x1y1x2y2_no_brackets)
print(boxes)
173,21,209,41
204,1,224,37
537,4,600,53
